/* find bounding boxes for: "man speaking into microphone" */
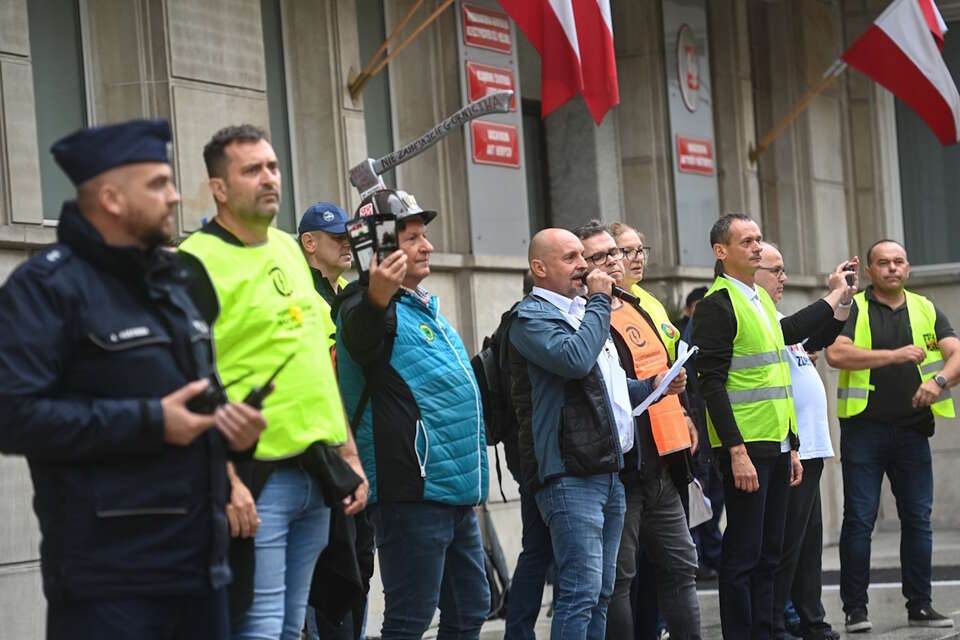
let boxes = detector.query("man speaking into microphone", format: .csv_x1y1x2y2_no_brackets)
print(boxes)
574,221,701,640
507,228,684,639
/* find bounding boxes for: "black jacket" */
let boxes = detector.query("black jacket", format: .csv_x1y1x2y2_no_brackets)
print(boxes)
692,287,839,458
0,203,231,603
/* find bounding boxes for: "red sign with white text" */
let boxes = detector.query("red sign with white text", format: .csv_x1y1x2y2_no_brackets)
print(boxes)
466,61,516,110
471,120,520,168
676,135,714,175
462,3,512,54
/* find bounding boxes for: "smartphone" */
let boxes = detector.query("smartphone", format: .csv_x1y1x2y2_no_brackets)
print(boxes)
347,218,375,276
842,262,856,286
376,215,398,262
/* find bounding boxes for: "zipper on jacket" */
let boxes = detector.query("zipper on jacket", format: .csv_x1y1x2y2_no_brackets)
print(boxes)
433,299,485,505
414,419,429,478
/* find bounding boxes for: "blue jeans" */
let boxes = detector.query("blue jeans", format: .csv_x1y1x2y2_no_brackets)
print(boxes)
370,502,490,639
232,467,331,640
536,473,626,640
839,421,934,613
505,485,553,640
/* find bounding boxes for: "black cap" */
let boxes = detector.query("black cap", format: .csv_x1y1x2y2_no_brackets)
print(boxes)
686,286,708,308
51,118,172,186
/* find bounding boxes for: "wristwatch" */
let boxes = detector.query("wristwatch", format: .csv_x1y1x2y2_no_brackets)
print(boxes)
934,374,948,389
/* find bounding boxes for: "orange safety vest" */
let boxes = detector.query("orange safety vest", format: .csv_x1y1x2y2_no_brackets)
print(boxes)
610,302,691,455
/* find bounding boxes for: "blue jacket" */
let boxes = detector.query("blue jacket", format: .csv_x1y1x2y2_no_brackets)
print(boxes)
0,204,232,603
509,293,654,485
334,283,488,506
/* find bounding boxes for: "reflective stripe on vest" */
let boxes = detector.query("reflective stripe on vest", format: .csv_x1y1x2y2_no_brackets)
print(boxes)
836,290,956,419
704,276,797,448
631,284,681,361
610,302,691,456
179,227,349,459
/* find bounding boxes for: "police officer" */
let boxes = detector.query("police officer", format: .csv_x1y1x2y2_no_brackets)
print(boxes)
0,119,266,639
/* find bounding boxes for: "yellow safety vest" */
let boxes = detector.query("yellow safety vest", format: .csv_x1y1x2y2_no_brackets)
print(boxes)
836,290,955,419
179,227,349,459
704,276,797,447
630,284,681,361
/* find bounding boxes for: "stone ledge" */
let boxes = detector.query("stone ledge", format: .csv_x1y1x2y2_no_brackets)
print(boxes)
0,223,58,250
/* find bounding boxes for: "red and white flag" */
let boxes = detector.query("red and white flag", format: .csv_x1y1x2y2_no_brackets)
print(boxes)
843,0,960,144
497,0,619,124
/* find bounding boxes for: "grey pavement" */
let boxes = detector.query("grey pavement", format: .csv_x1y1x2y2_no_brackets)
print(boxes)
444,529,960,639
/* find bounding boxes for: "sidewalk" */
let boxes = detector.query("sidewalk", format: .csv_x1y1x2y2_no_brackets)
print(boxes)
466,529,960,639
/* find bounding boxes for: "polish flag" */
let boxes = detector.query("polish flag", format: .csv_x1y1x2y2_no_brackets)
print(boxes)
497,0,619,124
843,0,960,144
917,0,947,50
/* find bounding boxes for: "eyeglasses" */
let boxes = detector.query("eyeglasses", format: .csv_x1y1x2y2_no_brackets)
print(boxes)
621,246,651,261
756,266,786,277
585,247,623,266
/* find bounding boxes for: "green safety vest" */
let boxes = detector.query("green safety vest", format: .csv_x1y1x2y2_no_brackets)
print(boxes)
704,276,797,448
180,227,348,460
836,290,955,419
630,284,681,361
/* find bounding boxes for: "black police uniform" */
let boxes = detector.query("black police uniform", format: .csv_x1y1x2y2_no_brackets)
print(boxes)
0,204,232,638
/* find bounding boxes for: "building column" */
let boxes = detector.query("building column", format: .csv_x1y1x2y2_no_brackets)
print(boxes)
708,0,761,218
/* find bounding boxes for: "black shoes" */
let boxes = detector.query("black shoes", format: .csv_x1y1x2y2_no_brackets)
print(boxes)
908,606,955,628
844,609,873,633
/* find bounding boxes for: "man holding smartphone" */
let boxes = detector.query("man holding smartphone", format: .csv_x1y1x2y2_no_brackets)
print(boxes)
826,240,959,632
333,189,491,639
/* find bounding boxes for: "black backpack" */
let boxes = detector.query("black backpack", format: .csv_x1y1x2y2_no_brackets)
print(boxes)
470,303,520,502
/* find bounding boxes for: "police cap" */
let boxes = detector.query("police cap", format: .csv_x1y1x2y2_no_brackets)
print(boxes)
51,118,172,186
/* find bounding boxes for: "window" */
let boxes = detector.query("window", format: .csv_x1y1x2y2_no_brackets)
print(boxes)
261,0,297,232
28,0,88,221
522,98,551,233
356,0,395,187
896,18,960,265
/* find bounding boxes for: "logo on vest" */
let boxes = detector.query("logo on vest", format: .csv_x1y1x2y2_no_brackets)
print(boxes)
419,323,435,344
270,266,294,297
661,323,677,339
924,333,939,351
625,325,647,348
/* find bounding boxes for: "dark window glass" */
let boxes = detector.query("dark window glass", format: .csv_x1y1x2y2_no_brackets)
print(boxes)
28,0,87,220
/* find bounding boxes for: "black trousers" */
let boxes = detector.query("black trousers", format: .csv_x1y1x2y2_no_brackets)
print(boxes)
48,588,229,640
718,451,791,640
772,458,833,639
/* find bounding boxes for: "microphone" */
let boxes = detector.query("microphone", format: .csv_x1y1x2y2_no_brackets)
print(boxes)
580,272,639,305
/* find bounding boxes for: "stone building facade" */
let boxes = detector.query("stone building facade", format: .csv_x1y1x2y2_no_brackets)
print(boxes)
1,0,958,634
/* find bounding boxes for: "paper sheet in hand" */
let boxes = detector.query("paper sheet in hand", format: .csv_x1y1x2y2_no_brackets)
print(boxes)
631,341,698,417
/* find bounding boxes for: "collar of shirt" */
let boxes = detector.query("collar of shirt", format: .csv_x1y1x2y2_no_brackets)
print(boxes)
725,273,776,334
532,286,586,328
724,273,758,302
401,285,432,307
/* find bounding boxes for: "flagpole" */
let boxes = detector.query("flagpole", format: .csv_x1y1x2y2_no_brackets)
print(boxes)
749,59,848,163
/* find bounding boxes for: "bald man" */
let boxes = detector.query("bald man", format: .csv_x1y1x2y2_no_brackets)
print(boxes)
507,229,681,639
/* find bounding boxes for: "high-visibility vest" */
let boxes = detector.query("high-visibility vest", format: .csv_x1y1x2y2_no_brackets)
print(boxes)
610,303,691,455
631,284,681,361
704,276,797,448
837,290,955,419
179,227,349,460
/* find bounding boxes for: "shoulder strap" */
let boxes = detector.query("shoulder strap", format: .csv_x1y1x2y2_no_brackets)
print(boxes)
349,301,398,432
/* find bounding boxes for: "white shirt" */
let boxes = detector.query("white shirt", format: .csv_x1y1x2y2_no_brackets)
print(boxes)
532,287,635,453
724,275,792,453
777,313,835,460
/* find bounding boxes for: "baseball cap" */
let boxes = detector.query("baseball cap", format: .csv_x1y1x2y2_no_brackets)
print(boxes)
298,201,350,235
